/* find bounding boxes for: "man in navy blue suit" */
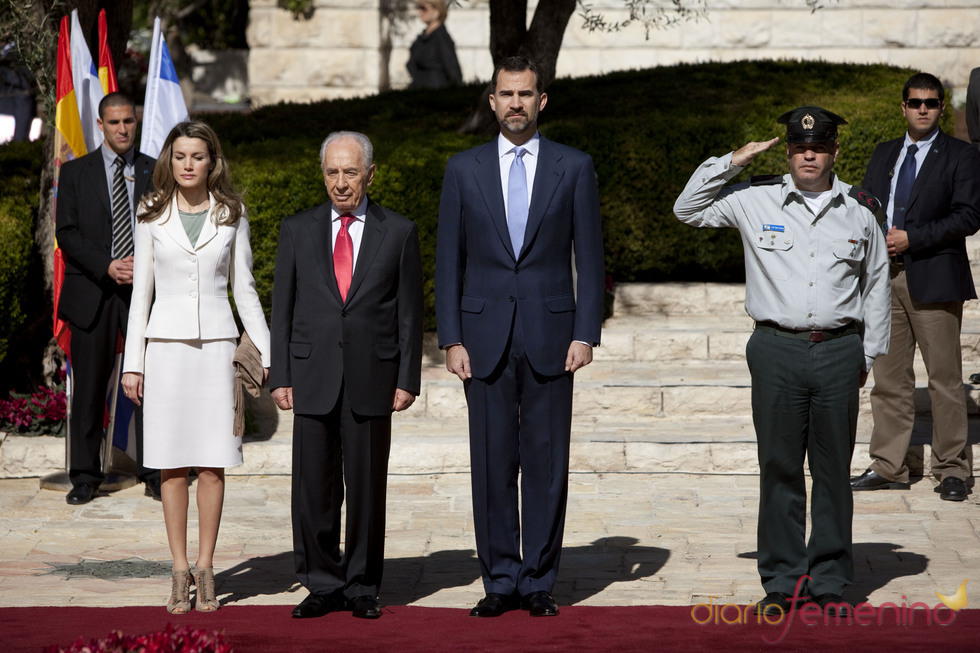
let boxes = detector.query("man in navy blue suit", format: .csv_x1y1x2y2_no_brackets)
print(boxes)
435,55,604,618
851,72,980,501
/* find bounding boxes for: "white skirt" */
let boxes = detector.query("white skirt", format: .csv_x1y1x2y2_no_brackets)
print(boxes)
142,338,243,469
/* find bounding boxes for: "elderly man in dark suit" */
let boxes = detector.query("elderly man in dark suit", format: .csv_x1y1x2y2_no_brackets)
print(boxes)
271,131,423,620
851,72,980,501
435,55,605,618
55,92,160,505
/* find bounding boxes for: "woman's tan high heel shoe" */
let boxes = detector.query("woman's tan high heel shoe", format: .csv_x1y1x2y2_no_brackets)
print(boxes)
194,566,220,612
166,569,192,614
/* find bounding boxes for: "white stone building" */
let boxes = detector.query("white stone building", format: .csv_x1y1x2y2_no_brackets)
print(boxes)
245,0,980,107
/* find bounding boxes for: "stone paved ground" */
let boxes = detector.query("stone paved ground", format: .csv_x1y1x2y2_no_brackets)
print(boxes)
0,470,976,612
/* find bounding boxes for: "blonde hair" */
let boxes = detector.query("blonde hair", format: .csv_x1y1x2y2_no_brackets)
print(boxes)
422,0,448,22
140,121,243,225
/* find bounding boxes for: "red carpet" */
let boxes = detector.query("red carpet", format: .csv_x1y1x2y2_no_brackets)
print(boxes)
3,605,978,652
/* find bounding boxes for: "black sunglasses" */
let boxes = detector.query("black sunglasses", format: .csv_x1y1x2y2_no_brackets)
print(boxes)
905,98,942,109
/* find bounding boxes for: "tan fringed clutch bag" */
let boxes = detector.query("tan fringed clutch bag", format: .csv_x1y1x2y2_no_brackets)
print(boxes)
232,331,264,438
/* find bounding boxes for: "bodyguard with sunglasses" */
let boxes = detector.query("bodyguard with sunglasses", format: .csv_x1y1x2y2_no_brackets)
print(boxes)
851,73,980,501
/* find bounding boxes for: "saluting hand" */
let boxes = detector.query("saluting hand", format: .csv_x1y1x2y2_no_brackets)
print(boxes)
732,137,780,168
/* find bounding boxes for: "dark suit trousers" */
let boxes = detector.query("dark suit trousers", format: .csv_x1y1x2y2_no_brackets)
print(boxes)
69,292,155,486
746,328,864,597
291,385,391,599
465,309,573,596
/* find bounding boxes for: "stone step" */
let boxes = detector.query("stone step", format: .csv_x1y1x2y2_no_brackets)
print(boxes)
9,271,980,481
5,413,973,479
411,355,980,421
610,281,980,321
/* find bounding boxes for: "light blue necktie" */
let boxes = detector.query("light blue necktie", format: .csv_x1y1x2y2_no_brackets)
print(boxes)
892,143,918,231
507,146,528,256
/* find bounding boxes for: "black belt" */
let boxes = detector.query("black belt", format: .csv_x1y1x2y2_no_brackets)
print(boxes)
890,256,905,272
755,321,859,343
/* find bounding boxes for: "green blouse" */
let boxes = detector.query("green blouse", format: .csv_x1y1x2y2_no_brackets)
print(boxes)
178,207,210,247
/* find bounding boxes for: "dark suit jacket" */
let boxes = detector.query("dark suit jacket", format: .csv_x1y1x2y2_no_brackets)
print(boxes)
863,129,980,303
435,136,605,379
407,23,462,89
967,67,980,150
55,148,156,329
270,199,423,416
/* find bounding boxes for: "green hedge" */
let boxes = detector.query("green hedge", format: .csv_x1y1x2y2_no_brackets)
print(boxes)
205,60,935,330
0,140,43,367
544,60,926,280
0,60,948,349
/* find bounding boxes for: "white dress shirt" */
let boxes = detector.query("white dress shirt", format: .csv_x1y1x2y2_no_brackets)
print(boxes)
100,143,135,258
498,132,540,217
886,127,939,228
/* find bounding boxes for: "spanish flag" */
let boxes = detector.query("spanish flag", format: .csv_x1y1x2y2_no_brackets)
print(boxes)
97,8,118,94
55,16,86,163
53,14,86,358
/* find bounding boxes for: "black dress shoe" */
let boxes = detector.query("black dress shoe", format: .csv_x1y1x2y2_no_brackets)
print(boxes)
143,477,162,501
521,591,559,617
753,592,792,616
66,483,97,505
292,591,345,618
938,477,968,502
469,593,519,617
815,594,851,616
850,468,910,491
350,595,382,619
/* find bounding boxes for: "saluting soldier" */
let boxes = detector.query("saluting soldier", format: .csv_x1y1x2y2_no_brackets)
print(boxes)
673,107,891,617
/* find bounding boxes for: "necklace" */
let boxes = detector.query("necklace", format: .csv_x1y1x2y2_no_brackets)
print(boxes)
178,197,210,213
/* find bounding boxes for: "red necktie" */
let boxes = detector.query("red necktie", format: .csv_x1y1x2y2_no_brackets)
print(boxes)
334,213,355,301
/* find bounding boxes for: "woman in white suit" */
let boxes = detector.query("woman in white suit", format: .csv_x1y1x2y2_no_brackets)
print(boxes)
122,121,270,614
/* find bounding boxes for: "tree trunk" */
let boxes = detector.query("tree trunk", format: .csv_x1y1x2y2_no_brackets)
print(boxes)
490,0,528,64
521,0,577,89
461,0,577,134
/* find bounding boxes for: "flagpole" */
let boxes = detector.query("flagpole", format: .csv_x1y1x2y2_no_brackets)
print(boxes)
99,353,138,491
39,364,72,491
102,353,122,474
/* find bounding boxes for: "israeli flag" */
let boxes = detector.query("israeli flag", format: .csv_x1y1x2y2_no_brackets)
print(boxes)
140,16,189,158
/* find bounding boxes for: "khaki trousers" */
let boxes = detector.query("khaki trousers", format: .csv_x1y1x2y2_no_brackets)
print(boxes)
868,269,970,483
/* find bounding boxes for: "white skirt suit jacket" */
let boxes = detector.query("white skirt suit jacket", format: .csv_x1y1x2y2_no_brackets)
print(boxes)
123,194,271,468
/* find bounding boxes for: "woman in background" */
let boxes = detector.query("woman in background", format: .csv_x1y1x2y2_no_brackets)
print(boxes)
122,121,270,614
407,0,463,89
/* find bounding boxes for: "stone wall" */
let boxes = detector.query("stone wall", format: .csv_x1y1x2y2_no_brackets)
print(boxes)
246,0,980,107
